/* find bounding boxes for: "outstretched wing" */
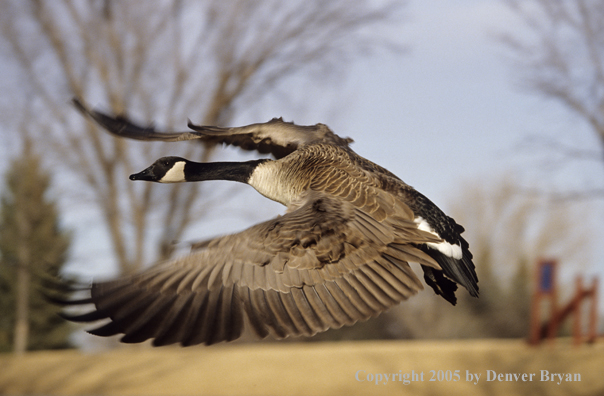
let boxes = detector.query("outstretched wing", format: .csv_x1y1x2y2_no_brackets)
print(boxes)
72,98,203,142
72,98,353,159
63,192,442,346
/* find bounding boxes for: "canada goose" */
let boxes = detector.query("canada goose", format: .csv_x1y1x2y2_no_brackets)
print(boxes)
64,99,478,346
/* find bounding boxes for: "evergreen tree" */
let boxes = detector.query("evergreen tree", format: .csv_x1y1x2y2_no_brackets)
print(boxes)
0,141,73,352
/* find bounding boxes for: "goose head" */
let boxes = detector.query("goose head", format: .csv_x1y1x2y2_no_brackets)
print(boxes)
130,156,188,183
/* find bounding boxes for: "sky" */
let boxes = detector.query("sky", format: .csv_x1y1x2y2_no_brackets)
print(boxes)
3,1,604,318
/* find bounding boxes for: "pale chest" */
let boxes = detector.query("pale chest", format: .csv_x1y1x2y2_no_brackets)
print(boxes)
247,162,306,206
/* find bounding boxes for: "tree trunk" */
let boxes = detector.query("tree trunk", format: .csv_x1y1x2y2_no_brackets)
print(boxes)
13,261,30,355
13,138,33,354
13,186,31,355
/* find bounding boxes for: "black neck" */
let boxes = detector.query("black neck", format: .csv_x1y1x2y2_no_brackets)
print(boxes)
184,159,267,183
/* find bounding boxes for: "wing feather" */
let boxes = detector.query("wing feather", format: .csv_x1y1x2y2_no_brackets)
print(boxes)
119,294,177,343
153,292,206,346
265,290,300,337
344,272,389,312
105,292,159,332
278,292,314,337
250,289,287,338
312,283,355,326
151,294,194,345
72,98,203,142
332,277,374,318
361,264,407,302
87,321,122,337
302,285,342,329
325,280,370,321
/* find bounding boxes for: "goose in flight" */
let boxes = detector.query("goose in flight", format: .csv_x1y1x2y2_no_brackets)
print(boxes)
64,98,478,346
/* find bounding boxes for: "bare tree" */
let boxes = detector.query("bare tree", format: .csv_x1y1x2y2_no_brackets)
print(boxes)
500,0,604,198
0,0,405,275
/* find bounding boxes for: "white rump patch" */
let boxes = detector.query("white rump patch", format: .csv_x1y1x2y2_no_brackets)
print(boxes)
414,217,463,259
160,161,186,183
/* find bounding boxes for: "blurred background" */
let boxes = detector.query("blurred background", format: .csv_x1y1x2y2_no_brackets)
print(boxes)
0,0,603,394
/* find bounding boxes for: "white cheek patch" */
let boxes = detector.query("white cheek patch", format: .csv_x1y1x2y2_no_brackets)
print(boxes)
414,217,463,259
160,161,186,183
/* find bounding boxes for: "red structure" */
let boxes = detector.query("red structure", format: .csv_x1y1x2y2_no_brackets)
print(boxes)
528,259,599,346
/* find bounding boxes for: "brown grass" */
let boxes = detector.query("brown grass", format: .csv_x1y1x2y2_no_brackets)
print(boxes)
0,339,602,396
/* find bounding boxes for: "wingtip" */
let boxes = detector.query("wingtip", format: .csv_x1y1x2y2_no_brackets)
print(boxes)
44,293,93,306
187,119,209,132
71,97,88,114
59,309,108,323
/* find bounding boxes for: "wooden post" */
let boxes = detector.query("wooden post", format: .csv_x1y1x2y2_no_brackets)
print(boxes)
529,262,542,345
572,276,583,346
587,278,599,344
546,261,558,345
529,259,557,345
528,259,599,346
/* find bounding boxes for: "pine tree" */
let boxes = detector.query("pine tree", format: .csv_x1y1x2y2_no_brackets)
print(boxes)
0,140,73,353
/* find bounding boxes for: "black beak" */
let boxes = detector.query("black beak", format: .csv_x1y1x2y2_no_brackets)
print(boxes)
129,167,156,181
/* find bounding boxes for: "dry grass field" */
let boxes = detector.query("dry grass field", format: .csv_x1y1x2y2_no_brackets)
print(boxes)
0,338,602,396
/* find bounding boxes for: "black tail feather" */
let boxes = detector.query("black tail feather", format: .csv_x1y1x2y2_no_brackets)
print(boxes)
420,239,479,305
422,266,458,305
